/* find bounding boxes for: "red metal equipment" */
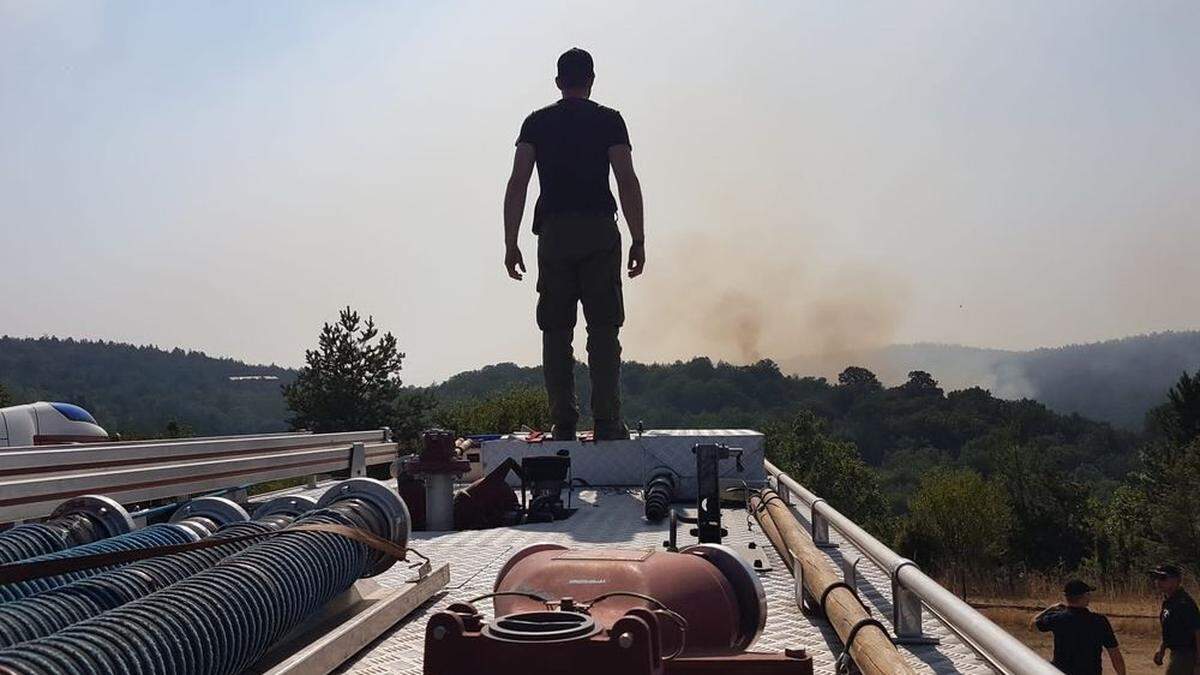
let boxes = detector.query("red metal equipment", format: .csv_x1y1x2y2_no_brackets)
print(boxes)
402,429,471,474
399,430,471,531
453,457,522,529
423,544,812,674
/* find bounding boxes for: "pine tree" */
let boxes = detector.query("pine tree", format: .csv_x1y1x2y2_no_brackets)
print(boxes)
283,307,407,433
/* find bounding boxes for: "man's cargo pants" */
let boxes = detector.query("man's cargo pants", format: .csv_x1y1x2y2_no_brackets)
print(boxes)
536,213,624,435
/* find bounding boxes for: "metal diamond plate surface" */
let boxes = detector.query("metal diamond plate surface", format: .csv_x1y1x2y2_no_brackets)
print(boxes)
276,481,996,674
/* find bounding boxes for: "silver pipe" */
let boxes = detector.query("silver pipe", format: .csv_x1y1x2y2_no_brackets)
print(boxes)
764,460,1060,675
1,440,399,523
424,473,456,531
0,429,389,469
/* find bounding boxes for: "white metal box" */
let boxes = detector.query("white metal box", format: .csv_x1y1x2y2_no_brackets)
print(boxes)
476,429,765,495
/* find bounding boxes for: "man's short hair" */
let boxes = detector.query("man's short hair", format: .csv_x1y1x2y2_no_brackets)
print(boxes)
557,48,594,88
1063,579,1095,597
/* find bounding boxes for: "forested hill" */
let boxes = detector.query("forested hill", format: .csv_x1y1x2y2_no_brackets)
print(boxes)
0,336,295,437
1017,332,1200,428
432,332,1200,431
433,358,1138,469
784,331,1200,429
3,330,1196,438
5,332,1193,583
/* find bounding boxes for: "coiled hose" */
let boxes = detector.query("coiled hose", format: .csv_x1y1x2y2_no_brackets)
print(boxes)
0,499,393,674
0,522,202,603
0,514,297,649
643,470,676,522
0,521,85,565
0,496,132,565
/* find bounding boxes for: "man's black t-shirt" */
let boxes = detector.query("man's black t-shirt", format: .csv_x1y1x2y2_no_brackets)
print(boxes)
516,98,630,234
1035,606,1118,675
1161,589,1200,649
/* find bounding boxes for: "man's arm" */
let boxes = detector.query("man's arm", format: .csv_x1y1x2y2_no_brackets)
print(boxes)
1194,627,1200,666
1031,603,1062,631
608,144,644,278
1099,617,1125,675
503,142,536,280
1107,646,1126,675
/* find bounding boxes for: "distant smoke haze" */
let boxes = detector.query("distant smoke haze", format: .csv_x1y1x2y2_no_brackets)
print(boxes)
624,228,909,367
2,3,1198,385
783,344,1037,399
622,220,1058,403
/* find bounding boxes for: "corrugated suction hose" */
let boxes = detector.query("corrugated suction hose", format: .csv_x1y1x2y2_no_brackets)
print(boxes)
0,495,313,648
0,496,249,603
0,478,410,675
0,496,134,565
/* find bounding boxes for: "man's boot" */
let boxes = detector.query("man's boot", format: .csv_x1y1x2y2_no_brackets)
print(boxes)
551,424,577,441
593,421,629,441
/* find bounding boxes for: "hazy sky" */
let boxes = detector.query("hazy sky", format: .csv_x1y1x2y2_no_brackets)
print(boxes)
3,1,1198,385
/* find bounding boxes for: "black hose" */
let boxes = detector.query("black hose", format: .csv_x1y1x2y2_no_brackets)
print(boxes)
0,523,201,603
643,471,676,522
0,514,107,566
0,515,296,649
0,501,391,674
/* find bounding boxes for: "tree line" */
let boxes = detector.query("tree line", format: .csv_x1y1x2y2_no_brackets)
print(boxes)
0,335,293,437
6,312,1198,595
282,309,1200,595
901,369,1200,598
419,363,1200,597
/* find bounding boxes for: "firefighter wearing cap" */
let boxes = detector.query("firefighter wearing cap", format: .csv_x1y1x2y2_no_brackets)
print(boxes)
1152,564,1200,673
503,47,645,442
1033,579,1125,675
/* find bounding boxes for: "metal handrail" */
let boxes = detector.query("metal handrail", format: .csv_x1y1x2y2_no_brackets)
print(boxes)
4,430,317,450
0,430,389,471
765,459,1059,675
0,431,399,523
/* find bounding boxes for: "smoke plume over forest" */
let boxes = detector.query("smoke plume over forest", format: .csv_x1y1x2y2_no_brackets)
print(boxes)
625,227,909,367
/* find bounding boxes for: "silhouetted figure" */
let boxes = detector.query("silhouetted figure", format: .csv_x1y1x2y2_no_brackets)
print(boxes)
1152,564,1200,674
1033,579,1125,675
503,48,644,441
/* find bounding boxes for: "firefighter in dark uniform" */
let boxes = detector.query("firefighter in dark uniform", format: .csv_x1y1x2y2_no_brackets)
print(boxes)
1033,579,1126,675
1153,564,1200,674
503,48,645,441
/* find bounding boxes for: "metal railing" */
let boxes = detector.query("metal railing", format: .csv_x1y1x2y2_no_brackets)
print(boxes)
1,429,398,523
765,460,1059,675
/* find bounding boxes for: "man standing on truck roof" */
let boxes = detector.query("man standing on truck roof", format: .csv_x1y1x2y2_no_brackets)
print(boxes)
1152,564,1200,674
1033,579,1126,675
503,47,645,441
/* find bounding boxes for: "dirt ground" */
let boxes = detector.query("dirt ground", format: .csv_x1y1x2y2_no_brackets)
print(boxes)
976,596,1164,674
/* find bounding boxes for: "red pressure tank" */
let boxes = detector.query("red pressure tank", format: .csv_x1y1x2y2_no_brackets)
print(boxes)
492,543,766,656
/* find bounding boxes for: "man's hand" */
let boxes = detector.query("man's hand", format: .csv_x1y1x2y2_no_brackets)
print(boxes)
503,143,535,278
610,145,645,271
1154,647,1165,666
505,245,526,280
627,242,645,278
